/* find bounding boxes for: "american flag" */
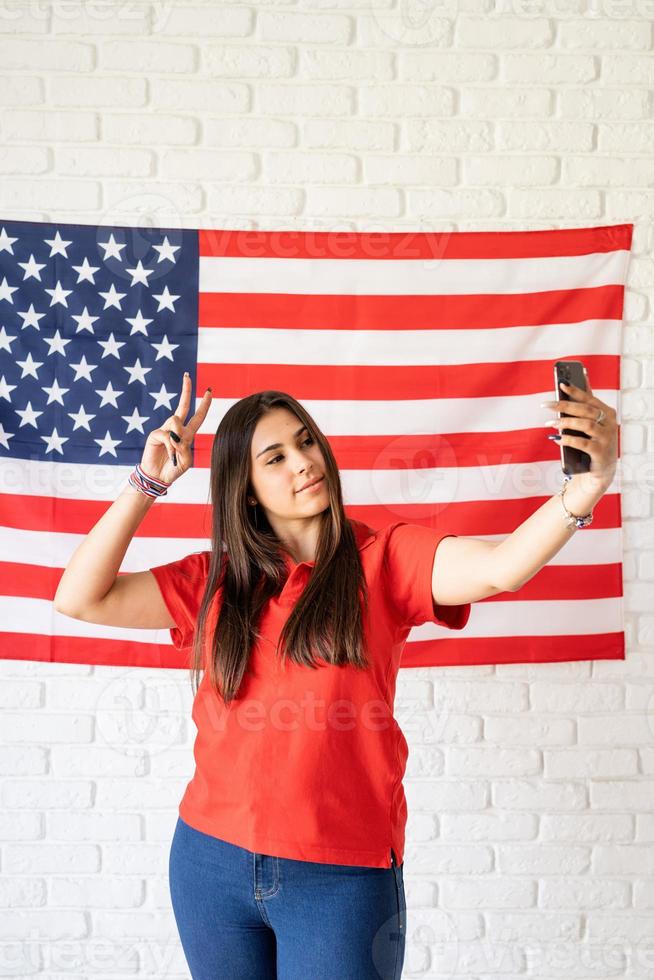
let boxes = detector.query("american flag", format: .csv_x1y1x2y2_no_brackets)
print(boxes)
0,219,633,669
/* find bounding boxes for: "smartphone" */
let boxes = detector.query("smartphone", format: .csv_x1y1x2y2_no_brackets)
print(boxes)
554,360,591,478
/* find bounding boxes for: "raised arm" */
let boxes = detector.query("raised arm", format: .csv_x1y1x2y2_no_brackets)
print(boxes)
53,372,212,627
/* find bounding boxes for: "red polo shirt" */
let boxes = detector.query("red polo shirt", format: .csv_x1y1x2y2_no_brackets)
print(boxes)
150,519,470,869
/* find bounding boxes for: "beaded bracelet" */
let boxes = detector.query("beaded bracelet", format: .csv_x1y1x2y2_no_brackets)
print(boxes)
128,463,172,499
558,474,593,529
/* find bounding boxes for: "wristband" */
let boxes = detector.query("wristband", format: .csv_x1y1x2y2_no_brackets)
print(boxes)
128,463,172,499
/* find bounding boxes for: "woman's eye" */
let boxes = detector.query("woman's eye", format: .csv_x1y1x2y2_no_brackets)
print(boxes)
267,436,314,465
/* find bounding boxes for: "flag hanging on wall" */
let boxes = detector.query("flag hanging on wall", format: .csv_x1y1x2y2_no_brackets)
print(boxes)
0,219,634,670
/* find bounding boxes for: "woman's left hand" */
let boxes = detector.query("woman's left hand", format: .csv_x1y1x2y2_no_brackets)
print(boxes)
542,372,618,488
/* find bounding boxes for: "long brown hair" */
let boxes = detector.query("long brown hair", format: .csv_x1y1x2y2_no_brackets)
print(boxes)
190,390,370,704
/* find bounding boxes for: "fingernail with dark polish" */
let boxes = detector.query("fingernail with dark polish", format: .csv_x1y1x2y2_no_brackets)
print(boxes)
547,434,561,441
170,431,181,443
172,451,177,466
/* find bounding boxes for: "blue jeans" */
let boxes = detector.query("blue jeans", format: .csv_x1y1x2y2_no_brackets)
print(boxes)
169,816,406,979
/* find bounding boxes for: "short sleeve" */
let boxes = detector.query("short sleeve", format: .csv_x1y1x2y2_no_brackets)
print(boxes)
382,522,471,632
149,550,211,650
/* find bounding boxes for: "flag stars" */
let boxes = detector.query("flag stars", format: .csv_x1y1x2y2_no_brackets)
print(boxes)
44,280,73,308
151,334,179,362
1,222,193,466
0,422,14,450
43,330,70,357
0,227,18,255
0,374,17,401
42,377,70,406
150,383,176,411
71,306,99,334
125,310,152,336
151,284,180,312
0,276,19,304
124,357,151,385
68,404,96,432
16,401,43,429
44,231,72,258
41,426,69,454
122,406,149,434
95,380,123,408
18,254,47,281
17,304,46,331
125,260,154,287
0,325,17,353
97,332,125,359
98,233,126,262
68,354,97,383
95,429,121,458
98,282,126,310
152,236,180,264
43,329,72,357
16,352,44,380
71,257,100,284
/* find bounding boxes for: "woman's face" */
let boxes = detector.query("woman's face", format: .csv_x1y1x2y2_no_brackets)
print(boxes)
248,407,328,522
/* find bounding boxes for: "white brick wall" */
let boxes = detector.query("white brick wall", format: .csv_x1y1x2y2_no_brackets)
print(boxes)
0,2,653,977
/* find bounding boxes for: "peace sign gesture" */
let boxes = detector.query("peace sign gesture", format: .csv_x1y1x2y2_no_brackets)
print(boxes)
140,372,213,487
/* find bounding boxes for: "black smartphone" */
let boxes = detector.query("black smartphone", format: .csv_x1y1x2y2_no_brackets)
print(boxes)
554,360,591,478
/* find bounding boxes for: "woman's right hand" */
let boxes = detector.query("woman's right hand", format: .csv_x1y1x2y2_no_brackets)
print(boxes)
139,372,213,486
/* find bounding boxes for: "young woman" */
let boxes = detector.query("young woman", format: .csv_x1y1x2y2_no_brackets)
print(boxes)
54,370,617,980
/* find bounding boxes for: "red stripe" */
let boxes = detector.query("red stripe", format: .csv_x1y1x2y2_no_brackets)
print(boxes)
0,630,624,670
0,562,154,600
400,631,625,667
198,284,626,331
196,353,619,402
0,493,210,537
0,490,622,539
0,633,188,669
199,224,633,260
2,558,623,606
192,426,622,475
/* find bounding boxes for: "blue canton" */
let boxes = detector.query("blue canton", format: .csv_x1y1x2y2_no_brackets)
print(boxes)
0,219,199,466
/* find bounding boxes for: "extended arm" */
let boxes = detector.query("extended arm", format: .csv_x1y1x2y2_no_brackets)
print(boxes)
431,376,618,606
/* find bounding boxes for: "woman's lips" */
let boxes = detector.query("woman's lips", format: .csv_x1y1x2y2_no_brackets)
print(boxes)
298,476,324,493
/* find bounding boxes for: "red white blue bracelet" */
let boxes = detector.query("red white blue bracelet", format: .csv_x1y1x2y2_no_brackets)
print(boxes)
128,463,172,499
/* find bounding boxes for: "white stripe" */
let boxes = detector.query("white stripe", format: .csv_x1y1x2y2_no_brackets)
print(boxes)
199,249,631,296
201,391,620,437
197,320,621,366
0,456,620,504
414,596,624,639
0,528,211,569
0,524,623,571
0,456,212,503
0,595,624,645
0,597,175,646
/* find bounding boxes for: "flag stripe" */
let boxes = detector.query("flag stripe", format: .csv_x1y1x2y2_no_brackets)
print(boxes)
403,632,625,668
1,595,625,644
0,556,624,605
194,353,621,401
0,482,620,536
1,632,184,669
198,223,633,260
199,287,626,332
